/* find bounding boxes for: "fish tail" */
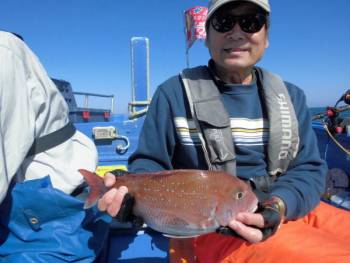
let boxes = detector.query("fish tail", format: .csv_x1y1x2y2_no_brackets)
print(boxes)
79,169,106,209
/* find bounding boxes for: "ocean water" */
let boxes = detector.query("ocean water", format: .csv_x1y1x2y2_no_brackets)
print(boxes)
309,107,326,116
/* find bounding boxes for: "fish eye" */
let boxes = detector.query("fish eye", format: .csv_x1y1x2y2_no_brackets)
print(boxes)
235,191,244,200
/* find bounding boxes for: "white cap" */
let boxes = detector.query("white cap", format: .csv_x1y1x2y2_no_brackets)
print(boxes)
206,0,270,23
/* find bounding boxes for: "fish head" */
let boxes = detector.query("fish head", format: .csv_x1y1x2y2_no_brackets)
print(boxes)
215,180,258,226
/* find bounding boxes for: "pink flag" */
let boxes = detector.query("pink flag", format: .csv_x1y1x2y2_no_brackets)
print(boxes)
184,6,208,50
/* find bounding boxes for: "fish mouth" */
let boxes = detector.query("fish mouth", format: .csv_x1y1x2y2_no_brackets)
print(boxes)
249,204,258,213
247,194,259,213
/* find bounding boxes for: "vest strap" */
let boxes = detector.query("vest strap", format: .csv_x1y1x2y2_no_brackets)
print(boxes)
181,66,236,174
255,67,300,175
248,174,277,192
26,122,76,157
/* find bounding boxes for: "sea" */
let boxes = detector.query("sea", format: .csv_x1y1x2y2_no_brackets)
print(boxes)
310,107,326,116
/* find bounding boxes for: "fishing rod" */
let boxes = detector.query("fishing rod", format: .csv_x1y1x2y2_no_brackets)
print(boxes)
312,90,350,155
313,89,350,120
312,105,350,122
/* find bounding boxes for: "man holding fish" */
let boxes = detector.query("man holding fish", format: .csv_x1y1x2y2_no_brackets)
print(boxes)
99,0,350,262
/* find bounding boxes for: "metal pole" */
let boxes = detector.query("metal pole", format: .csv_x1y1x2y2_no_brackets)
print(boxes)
84,95,89,109
186,50,189,68
145,37,150,101
130,37,135,115
183,10,190,68
111,96,115,113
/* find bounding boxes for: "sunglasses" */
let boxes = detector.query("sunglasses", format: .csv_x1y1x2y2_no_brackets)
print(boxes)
211,13,267,34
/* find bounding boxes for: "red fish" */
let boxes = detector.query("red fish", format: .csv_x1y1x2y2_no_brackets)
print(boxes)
79,169,258,237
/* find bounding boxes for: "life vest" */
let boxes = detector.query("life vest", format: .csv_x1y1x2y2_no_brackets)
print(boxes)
180,66,299,179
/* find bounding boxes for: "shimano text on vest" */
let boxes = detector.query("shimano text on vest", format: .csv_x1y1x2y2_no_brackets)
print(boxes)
277,94,292,159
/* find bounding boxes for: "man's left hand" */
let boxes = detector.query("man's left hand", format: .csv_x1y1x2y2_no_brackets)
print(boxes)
226,212,265,243
221,197,285,243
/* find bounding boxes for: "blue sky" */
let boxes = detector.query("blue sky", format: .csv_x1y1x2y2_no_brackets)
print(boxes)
2,0,350,112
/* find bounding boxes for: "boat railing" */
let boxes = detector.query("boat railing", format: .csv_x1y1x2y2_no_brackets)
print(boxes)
73,91,115,113
128,100,151,119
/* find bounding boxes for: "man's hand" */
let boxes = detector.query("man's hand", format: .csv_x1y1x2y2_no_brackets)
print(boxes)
225,212,265,243
97,172,128,217
97,171,143,226
218,196,285,243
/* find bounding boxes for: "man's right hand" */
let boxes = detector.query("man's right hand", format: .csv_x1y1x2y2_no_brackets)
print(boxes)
97,172,128,217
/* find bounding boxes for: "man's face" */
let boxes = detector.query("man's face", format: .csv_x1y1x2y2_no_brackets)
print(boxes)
206,2,269,74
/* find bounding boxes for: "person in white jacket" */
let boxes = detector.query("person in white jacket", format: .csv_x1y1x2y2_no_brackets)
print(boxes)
0,31,127,262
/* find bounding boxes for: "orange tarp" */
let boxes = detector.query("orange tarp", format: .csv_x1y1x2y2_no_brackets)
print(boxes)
169,202,350,263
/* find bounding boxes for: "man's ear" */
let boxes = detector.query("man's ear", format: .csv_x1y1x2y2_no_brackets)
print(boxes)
265,29,269,48
205,29,210,48
265,37,269,49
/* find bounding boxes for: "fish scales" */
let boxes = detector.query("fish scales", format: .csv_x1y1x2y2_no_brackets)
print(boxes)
131,171,216,219
80,169,258,237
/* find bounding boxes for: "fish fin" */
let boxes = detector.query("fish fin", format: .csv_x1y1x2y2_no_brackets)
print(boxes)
78,169,106,209
162,234,200,239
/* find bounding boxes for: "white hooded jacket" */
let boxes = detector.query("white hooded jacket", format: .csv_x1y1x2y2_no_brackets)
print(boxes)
0,31,97,203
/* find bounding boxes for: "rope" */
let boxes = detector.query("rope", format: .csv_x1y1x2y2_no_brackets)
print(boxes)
323,122,350,155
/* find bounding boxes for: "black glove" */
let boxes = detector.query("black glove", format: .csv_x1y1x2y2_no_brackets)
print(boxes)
216,190,285,241
253,187,285,241
258,197,285,241
110,169,144,227
216,226,241,238
115,193,143,227
110,169,129,177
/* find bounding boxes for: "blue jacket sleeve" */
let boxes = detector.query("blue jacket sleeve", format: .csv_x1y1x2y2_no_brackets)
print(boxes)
128,86,177,173
269,82,327,220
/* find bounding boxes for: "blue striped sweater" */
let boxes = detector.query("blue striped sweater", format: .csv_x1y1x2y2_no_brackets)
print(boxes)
128,67,327,220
